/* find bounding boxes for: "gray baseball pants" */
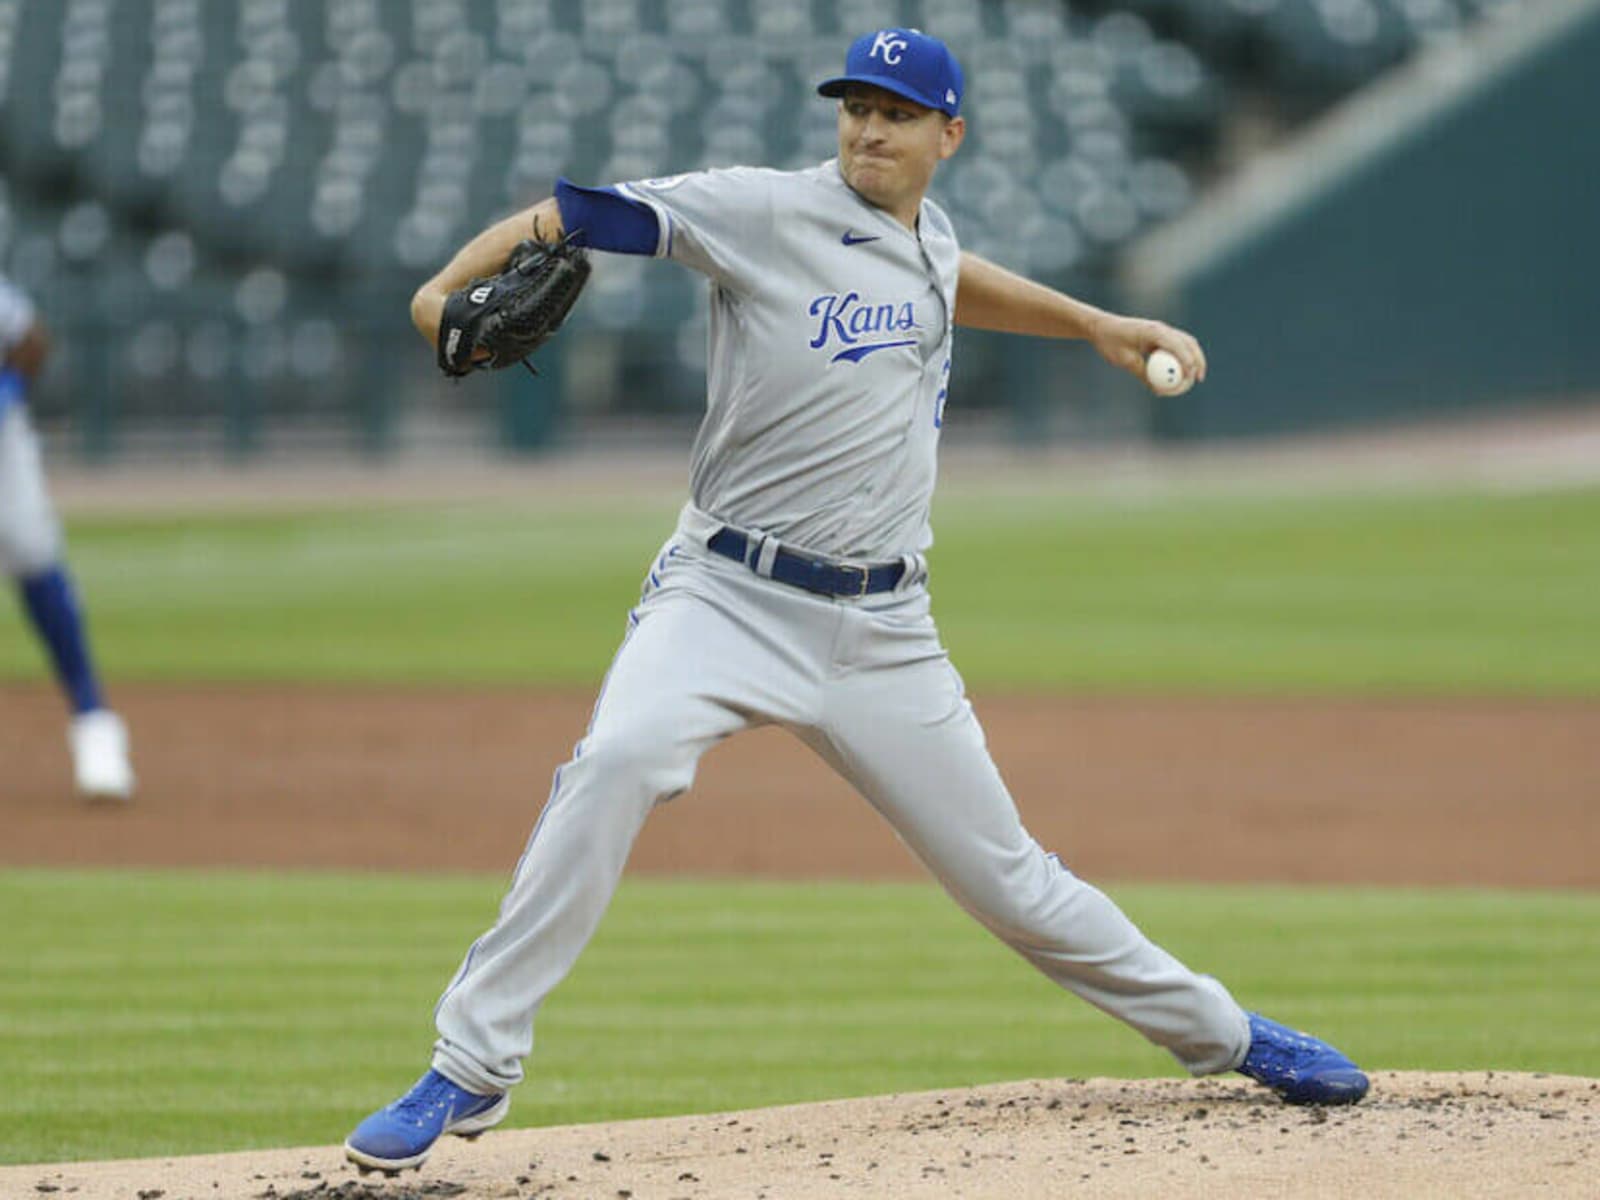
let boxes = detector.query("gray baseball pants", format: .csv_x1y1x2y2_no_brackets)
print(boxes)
0,404,64,576
432,511,1250,1093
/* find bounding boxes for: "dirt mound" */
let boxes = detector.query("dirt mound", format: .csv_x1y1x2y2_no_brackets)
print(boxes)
7,1072,1594,1199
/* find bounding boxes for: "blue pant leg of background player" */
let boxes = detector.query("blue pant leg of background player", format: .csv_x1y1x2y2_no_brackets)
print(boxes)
0,368,134,800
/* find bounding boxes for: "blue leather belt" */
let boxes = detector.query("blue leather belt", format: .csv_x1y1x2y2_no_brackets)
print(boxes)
707,528,905,598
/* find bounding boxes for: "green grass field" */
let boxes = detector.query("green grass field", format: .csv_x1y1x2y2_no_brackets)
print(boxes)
3,483,1597,1165
4,871,1597,1164
1,485,1597,691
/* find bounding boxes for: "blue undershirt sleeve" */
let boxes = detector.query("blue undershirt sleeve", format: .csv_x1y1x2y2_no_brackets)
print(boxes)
554,179,661,256
0,366,25,417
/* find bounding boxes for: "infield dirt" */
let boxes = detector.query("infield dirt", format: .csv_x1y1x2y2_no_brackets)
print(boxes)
4,683,1597,885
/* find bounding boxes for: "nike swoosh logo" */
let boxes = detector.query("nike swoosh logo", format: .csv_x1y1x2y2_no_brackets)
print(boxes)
831,339,916,363
841,231,881,246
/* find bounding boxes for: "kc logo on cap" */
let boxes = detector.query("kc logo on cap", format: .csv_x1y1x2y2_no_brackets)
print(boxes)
869,30,910,64
817,28,965,118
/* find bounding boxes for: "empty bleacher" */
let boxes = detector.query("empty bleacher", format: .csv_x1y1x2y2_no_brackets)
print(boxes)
0,0,1533,456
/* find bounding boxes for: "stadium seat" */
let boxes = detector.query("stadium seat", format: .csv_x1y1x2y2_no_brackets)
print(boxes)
0,0,1516,455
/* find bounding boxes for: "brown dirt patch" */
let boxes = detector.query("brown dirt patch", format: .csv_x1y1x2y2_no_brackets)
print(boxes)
5,1072,1596,1199
3,683,1597,886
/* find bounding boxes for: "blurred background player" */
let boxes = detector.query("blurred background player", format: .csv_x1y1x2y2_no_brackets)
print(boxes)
1,271,134,800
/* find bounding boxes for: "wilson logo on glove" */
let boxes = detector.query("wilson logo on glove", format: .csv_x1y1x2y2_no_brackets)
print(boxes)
437,233,591,377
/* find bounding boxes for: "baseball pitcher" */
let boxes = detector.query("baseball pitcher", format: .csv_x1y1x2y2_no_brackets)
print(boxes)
346,28,1368,1175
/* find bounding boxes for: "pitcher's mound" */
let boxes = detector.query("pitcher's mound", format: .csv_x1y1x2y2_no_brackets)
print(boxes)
9,1072,1596,1200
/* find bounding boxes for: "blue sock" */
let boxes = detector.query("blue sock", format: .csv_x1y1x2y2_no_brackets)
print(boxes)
19,566,105,715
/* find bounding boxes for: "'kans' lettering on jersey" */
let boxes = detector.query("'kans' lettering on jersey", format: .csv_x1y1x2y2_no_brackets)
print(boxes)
808,292,919,363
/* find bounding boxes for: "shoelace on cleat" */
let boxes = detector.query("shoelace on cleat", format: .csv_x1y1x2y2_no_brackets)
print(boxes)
388,1074,461,1126
1246,1024,1335,1078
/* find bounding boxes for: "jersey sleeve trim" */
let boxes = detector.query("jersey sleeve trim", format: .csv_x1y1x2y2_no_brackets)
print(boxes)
612,183,674,259
0,367,27,416
553,179,661,256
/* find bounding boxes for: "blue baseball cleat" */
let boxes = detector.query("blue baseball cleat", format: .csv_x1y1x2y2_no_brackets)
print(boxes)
344,1069,509,1173
1237,1013,1370,1105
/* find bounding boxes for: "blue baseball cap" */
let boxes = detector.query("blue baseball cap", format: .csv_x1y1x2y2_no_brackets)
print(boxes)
817,28,964,118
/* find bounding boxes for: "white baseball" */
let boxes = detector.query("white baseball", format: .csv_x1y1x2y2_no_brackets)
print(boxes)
1145,349,1192,396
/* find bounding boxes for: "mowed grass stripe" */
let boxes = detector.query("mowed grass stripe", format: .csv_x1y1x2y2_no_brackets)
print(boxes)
1,870,1596,1163
0,485,1596,691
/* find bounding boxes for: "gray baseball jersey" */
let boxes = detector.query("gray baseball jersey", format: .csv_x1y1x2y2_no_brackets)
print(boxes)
616,161,957,561
0,273,61,576
0,274,36,356
427,163,1250,1101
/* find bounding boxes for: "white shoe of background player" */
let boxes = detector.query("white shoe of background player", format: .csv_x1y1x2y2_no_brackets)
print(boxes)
69,709,135,801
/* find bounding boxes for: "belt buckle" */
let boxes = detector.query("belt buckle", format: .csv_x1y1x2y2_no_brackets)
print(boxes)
843,562,870,598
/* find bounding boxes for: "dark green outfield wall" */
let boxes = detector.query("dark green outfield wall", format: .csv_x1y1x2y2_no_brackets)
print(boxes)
1144,9,1599,441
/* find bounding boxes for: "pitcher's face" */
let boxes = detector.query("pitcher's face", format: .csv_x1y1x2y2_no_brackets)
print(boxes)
837,85,964,223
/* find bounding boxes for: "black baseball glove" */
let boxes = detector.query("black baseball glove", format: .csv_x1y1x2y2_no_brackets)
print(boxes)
436,234,591,377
